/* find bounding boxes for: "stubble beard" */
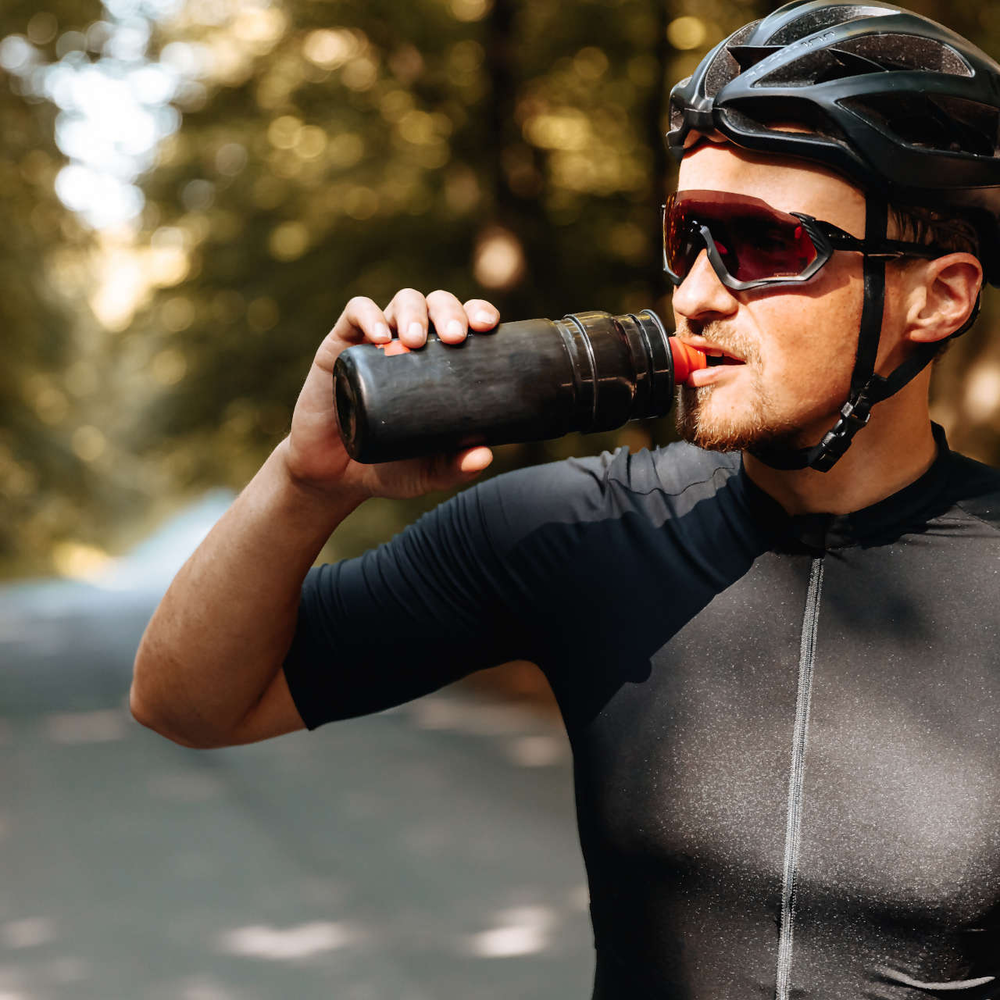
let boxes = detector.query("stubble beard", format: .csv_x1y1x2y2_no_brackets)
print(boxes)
673,327,799,453
676,381,774,452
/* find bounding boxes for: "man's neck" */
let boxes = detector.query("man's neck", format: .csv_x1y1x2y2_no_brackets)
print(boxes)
741,388,940,516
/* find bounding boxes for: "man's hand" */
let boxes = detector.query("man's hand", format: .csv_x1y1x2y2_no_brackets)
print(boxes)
132,288,500,748
283,288,499,501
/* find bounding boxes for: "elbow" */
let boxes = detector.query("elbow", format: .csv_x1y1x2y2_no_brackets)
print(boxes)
130,654,225,750
127,682,168,740
129,683,212,749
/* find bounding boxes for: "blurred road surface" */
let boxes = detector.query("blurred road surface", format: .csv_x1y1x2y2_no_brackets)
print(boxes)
0,495,593,1000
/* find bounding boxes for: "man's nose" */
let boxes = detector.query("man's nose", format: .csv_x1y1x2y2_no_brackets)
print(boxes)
671,248,739,321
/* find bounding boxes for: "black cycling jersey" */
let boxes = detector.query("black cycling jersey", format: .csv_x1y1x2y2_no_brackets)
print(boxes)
283,424,1000,1000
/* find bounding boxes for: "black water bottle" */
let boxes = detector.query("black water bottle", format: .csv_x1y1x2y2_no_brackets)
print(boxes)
333,308,707,463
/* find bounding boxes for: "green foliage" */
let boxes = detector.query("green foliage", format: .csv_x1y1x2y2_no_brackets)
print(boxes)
122,0,687,545
3,0,1000,577
0,0,114,576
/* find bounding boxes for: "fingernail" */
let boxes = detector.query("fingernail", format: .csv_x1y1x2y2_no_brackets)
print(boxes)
407,321,423,340
474,311,496,325
446,319,463,338
373,323,390,340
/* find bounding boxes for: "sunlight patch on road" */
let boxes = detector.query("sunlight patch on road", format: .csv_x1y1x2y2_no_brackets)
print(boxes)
410,692,564,738
217,921,356,960
465,905,555,958
2,917,57,949
410,696,464,730
43,709,128,744
506,734,566,767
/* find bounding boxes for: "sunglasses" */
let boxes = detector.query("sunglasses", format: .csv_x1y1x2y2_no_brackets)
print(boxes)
662,190,946,291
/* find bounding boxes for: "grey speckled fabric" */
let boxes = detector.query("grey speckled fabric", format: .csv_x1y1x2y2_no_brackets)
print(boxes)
284,424,1000,1000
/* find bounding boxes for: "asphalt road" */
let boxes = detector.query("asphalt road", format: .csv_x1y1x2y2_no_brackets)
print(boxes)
0,500,593,1000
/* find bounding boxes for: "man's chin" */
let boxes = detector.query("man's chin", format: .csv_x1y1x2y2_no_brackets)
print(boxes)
676,420,789,454
675,386,801,454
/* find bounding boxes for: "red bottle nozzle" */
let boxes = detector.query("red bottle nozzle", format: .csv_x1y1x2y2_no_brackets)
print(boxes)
669,337,709,386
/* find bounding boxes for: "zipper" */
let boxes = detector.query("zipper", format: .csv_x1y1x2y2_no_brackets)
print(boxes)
775,556,824,1000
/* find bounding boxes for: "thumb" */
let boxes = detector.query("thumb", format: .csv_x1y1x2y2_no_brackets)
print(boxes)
427,446,494,492
458,446,494,476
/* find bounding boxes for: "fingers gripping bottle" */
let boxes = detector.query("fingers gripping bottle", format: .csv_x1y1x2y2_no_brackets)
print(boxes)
333,309,708,463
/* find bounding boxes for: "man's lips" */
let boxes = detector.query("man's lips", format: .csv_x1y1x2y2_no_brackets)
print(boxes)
677,340,748,387
695,343,746,365
677,332,745,359
688,362,743,387
677,338,747,375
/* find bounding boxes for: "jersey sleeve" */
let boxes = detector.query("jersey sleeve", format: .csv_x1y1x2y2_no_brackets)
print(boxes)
282,452,619,729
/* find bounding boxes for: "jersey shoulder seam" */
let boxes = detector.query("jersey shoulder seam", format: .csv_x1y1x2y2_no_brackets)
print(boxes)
952,496,1000,535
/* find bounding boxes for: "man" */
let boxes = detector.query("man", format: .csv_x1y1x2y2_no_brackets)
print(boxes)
132,2,1000,996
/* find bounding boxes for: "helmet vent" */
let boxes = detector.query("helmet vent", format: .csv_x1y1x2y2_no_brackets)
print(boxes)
727,19,764,50
704,48,739,98
767,5,893,45
754,33,973,88
724,97,850,144
928,95,1000,154
730,45,783,71
755,47,882,87
833,33,972,76
841,92,1000,156
705,19,762,97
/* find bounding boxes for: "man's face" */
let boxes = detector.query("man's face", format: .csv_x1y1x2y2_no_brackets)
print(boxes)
672,142,869,453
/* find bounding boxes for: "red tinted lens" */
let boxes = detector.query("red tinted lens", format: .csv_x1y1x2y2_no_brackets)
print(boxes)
665,190,819,283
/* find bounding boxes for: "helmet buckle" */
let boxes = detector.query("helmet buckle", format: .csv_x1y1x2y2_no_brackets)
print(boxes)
810,391,874,471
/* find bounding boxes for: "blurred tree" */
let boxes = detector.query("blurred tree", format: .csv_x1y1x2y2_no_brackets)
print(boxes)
2,0,1000,579
119,0,774,558
0,0,120,578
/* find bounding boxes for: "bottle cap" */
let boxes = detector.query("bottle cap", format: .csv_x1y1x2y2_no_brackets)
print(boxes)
669,337,708,385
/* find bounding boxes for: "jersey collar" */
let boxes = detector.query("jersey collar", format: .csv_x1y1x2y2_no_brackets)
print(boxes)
738,423,954,551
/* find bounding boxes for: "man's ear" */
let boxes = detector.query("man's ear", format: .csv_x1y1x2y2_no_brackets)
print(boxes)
906,253,983,344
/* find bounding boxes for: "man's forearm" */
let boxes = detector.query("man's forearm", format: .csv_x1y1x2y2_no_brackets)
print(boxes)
130,440,365,747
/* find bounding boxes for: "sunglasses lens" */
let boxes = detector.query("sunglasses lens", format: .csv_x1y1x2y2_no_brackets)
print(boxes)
664,191,820,285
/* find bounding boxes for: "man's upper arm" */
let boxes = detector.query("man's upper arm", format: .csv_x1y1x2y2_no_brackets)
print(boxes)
280,458,595,729
280,450,627,731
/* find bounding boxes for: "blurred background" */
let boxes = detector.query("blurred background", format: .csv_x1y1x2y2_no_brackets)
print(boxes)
2,0,999,997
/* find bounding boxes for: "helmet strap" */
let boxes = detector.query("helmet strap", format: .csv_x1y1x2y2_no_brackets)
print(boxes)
752,195,904,473
750,194,981,473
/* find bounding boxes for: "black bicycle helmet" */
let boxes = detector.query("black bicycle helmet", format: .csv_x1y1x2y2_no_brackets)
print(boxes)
667,1,1000,471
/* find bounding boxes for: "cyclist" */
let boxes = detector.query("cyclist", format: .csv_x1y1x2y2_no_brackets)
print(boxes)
133,3,1000,996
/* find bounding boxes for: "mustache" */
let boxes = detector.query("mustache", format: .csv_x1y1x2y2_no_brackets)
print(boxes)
675,320,761,365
